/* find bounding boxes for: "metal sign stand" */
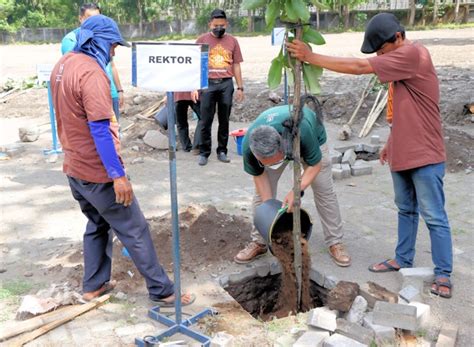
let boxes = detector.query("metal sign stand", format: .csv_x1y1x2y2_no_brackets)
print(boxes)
43,81,62,155
135,92,216,347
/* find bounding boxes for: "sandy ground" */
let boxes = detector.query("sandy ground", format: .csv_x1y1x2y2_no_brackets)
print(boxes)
1,28,473,346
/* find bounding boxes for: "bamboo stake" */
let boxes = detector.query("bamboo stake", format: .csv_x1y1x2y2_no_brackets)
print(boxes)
0,305,73,341
7,295,110,347
361,91,388,137
359,88,383,138
346,75,376,126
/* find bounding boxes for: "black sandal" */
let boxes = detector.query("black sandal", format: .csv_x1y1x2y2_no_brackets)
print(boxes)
430,278,452,299
368,259,401,273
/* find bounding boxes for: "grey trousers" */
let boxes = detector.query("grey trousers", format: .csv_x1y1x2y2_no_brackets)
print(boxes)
251,143,344,247
68,176,174,298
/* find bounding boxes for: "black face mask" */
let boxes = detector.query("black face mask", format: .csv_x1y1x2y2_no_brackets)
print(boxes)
212,26,225,38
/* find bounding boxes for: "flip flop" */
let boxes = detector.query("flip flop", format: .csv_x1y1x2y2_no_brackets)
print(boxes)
430,278,452,299
150,293,196,307
368,259,401,273
81,280,117,302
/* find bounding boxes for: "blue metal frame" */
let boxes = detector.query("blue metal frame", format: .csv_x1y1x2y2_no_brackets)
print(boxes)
135,92,215,346
43,81,62,155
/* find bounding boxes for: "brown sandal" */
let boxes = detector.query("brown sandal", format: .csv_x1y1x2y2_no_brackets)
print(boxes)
430,278,452,299
82,280,117,302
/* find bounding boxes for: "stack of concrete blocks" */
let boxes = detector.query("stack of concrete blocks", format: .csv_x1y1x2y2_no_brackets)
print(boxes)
331,142,379,180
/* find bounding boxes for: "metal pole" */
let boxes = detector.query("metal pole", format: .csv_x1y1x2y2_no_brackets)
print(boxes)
166,91,182,324
45,81,61,154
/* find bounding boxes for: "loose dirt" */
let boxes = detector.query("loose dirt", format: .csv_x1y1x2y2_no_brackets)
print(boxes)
268,233,312,319
55,205,252,294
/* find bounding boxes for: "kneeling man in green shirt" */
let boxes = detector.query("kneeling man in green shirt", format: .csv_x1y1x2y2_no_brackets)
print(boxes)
234,105,351,267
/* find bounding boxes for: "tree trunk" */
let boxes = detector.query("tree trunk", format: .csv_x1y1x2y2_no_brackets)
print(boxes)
137,0,143,37
316,7,320,30
432,0,438,25
409,0,416,26
454,0,461,23
247,10,254,32
343,5,350,29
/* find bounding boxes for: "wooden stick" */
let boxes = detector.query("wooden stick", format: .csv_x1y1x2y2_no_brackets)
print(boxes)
346,75,376,126
6,295,109,347
0,305,73,341
359,89,383,138
361,91,388,137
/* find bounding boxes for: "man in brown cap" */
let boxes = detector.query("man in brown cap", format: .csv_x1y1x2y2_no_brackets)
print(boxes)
287,13,453,299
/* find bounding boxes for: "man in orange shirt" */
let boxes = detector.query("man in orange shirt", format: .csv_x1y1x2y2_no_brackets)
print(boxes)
288,13,453,298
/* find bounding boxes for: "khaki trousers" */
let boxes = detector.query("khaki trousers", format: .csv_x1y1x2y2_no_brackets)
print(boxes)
251,143,344,247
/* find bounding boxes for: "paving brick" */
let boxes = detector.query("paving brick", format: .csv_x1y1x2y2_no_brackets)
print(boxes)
310,267,325,287
210,331,235,347
346,295,368,324
307,307,338,332
362,312,396,345
399,285,422,303
323,275,338,290
398,267,435,283
274,333,295,347
293,330,329,347
435,323,458,347
341,149,357,166
350,160,372,176
336,318,375,345
402,277,424,293
370,135,380,145
408,302,431,329
359,282,398,308
323,333,368,347
334,145,356,154
255,263,270,277
270,260,282,275
340,164,351,178
218,274,229,288
330,150,342,164
228,267,258,284
354,143,365,152
373,301,418,330
363,143,380,153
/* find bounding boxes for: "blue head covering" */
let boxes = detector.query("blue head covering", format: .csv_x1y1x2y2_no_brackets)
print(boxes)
74,15,129,70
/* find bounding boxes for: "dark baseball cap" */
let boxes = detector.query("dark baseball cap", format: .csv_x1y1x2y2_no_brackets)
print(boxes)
361,13,404,54
210,9,226,19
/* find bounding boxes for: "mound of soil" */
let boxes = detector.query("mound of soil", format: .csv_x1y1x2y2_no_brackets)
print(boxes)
48,205,252,294
110,205,251,293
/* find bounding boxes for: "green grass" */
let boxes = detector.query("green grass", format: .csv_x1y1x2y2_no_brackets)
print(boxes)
0,280,34,299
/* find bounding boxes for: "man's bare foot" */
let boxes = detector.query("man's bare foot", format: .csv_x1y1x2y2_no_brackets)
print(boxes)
149,292,196,306
82,280,117,302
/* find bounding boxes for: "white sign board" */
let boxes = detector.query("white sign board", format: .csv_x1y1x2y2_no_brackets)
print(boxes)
272,27,286,46
37,64,54,83
132,42,208,92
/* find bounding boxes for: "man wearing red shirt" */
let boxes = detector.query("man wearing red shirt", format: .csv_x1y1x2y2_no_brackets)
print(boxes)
287,13,453,298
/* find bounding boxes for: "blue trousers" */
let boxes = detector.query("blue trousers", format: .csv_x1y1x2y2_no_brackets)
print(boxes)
68,176,174,297
391,162,452,278
112,97,120,121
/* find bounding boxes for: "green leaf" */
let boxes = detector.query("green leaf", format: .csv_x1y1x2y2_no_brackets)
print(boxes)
285,67,294,87
302,27,326,45
286,0,311,23
309,0,331,10
302,63,323,94
268,56,284,90
242,0,267,10
265,0,281,29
